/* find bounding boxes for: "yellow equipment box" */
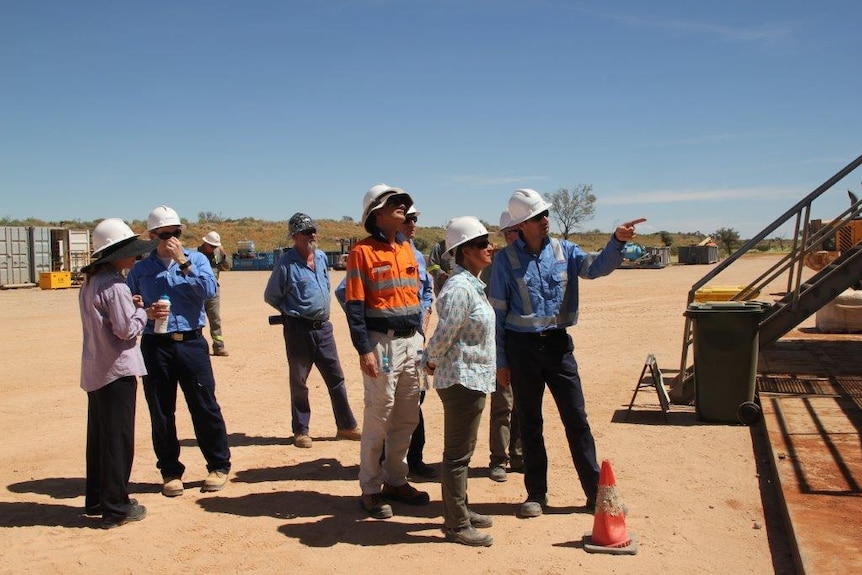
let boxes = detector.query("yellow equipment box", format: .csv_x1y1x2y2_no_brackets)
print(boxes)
693,285,760,302
40,271,72,290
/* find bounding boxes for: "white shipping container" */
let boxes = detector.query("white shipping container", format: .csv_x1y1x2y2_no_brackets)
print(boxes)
0,226,33,287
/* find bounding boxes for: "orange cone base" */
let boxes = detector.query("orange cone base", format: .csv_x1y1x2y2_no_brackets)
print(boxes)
583,531,638,555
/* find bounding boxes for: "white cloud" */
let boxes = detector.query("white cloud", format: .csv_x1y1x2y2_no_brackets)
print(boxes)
599,186,801,205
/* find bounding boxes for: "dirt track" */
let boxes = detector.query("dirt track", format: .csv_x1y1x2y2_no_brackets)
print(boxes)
0,256,797,574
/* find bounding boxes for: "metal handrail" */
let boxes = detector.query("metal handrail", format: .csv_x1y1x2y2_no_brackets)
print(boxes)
674,152,862,400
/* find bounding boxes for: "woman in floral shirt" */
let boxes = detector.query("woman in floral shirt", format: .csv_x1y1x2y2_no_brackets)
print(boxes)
424,216,496,547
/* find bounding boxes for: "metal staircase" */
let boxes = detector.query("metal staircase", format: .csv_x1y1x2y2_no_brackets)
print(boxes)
670,152,862,404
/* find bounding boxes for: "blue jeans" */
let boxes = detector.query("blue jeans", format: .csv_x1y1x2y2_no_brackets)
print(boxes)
141,333,231,478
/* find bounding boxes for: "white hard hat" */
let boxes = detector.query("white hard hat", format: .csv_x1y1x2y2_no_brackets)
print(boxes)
406,204,420,216
445,216,489,254
361,183,413,229
83,218,156,272
91,218,137,256
499,210,513,231
507,189,551,226
147,205,183,231
203,231,221,247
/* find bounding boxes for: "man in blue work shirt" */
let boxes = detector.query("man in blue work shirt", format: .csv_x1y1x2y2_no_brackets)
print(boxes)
264,213,361,450
127,205,232,498
488,189,643,518
402,204,437,479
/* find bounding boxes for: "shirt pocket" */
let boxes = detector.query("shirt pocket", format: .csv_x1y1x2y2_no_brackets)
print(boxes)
370,264,395,296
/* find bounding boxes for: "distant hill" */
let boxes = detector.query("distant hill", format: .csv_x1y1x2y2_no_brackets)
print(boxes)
0,216,787,257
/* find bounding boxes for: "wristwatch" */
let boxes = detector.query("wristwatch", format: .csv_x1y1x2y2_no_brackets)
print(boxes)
178,260,192,271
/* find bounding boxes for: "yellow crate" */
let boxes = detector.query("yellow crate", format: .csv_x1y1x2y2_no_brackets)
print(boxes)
39,271,72,290
693,285,760,302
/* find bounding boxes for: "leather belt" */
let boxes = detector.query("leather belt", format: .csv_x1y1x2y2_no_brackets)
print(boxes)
286,316,327,330
509,328,566,338
156,329,201,342
385,328,417,339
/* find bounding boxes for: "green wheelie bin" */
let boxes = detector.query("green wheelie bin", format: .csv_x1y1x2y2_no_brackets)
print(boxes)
685,301,769,424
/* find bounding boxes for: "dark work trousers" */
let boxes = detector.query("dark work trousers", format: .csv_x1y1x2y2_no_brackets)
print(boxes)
283,319,357,435
86,376,137,522
438,384,486,529
407,391,426,466
141,333,231,479
505,329,600,503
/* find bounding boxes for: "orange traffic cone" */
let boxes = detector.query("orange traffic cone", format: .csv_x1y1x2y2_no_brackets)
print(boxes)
583,459,638,555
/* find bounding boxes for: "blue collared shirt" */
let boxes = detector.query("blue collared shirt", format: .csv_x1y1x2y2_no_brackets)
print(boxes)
425,268,496,393
264,247,332,321
413,241,433,314
126,249,218,334
488,234,625,368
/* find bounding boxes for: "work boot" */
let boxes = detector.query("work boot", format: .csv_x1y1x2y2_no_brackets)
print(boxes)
408,461,437,480
468,510,493,528
443,525,494,547
162,477,184,498
489,465,507,483
101,504,147,530
381,482,430,505
360,493,393,519
212,344,229,357
335,427,361,441
201,469,229,492
294,433,312,448
519,495,547,518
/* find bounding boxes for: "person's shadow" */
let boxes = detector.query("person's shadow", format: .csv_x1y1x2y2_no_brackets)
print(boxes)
199,489,442,546
4,476,158,529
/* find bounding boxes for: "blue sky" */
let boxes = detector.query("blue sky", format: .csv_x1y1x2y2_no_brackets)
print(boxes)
2,1,861,238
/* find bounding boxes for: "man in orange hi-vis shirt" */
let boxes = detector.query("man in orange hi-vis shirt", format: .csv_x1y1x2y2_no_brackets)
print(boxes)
344,183,430,520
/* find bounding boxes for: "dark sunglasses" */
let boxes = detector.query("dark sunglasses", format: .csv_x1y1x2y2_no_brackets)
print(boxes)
528,210,549,223
405,215,418,224
384,194,409,207
466,238,491,250
300,228,317,236
157,229,182,240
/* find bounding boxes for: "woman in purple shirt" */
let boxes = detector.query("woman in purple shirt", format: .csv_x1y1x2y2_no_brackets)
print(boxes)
78,218,161,529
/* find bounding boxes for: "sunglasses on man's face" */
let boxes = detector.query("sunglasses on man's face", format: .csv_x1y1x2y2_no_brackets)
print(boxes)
157,229,182,240
300,228,317,236
405,216,418,224
385,194,409,208
528,210,549,223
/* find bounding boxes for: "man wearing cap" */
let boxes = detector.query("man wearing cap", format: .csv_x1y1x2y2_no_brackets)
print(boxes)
198,231,231,357
345,184,430,519
264,213,361,449
488,189,643,518
126,205,232,498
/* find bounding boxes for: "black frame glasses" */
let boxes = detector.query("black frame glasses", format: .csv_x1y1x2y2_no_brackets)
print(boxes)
157,229,182,240
405,215,418,224
300,228,317,236
528,210,549,223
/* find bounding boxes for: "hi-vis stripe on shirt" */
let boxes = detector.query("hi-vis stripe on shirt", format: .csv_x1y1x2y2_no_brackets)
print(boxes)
345,238,421,318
